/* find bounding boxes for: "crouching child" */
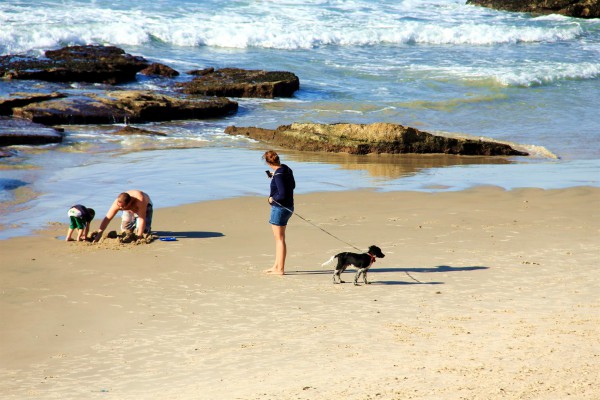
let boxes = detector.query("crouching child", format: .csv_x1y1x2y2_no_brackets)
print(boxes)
66,205,95,242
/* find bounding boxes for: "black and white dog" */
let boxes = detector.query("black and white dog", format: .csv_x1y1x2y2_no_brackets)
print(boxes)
322,245,385,285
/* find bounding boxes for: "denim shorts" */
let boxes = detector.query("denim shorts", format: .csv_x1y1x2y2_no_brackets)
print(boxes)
269,204,293,226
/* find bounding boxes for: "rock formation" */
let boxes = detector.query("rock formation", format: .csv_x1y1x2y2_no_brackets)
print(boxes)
0,117,63,146
7,91,238,125
0,45,149,84
140,63,180,78
467,0,600,18
111,126,167,136
179,68,300,98
225,122,529,156
0,92,67,115
0,46,302,99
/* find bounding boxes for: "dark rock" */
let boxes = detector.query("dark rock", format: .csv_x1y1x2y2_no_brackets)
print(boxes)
225,122,529,156
0,45,149,84
0,117,63,146
466,0,600,18
0,92,67,115
179,68,300,98
13,90,238,125
187,67,215,76
111,125,167,136
13,96,130,125
140,63,180,78
102,91,238,122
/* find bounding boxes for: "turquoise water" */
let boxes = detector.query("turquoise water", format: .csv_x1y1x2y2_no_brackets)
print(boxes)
0,0,599,238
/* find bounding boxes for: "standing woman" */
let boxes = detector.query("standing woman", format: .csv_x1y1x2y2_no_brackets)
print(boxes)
263,150,296,275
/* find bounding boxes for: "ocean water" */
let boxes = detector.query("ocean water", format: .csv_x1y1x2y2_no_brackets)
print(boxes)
0,0,599,239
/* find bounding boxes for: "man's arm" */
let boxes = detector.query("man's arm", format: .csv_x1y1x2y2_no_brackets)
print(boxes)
134,199,148,236
93,200,120,241
136,217,146,237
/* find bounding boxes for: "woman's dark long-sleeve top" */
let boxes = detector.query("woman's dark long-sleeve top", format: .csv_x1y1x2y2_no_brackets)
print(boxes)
269,164,295,208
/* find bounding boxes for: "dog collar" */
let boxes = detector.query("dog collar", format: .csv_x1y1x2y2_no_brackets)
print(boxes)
368,253,376,263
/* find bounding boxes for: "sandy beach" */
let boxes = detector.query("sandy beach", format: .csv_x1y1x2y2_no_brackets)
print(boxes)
1,187,599,399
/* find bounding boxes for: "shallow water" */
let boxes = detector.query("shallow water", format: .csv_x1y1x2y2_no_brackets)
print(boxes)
1,144,597,239
1,0,599,239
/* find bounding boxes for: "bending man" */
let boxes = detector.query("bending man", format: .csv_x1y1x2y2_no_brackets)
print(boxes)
94,190,153,241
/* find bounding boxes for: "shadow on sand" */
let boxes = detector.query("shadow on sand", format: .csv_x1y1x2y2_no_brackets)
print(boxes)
154,230,224,239
287,265,488,285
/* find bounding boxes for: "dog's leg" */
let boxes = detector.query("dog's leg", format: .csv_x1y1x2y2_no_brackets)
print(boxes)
337,262,348,284
354,269,364,286
363,269,370,284
333,265,345,284
339,268,346,284
332,258,339,284
333,269,341,284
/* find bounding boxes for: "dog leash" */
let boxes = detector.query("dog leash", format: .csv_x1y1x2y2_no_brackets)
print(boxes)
272,198,424,283
270,199,363,252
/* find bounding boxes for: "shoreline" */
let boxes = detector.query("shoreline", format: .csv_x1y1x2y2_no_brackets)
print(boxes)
1,186,599,399
1,146,599,241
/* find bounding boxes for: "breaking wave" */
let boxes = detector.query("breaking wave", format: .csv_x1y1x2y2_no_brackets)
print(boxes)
0,1,588,54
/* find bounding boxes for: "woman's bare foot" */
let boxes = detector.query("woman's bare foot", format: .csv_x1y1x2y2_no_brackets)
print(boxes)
263,267,284,275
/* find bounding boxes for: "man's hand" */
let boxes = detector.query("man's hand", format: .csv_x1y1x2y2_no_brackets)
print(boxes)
91,230,102,242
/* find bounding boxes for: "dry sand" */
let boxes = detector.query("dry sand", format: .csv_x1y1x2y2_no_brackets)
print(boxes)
1,187,599,400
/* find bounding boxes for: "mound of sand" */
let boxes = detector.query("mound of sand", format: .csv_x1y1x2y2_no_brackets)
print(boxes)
89,230,157,248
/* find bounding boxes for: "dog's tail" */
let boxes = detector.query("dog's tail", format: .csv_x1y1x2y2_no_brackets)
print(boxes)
321,255,337,268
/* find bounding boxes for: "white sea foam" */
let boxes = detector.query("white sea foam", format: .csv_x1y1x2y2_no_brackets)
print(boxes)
0,1,586,54
408,61,600,87
496,62,600,87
